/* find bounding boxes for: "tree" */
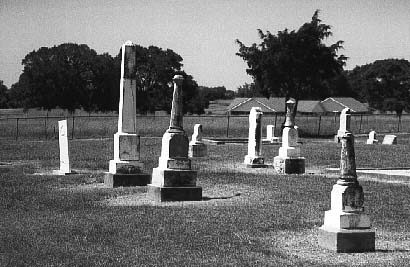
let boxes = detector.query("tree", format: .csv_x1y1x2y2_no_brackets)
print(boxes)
236,82,263,97
9,42,207,114
236,10,347,116
0,80,8,108
10,43,106,113
325,71,357,98
198,86,228,101
347,59,410,116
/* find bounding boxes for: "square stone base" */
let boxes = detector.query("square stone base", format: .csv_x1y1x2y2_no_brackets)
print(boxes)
245,163,269,168
151,168,197,187
188,143,208,157
147,184,202,202
273,156,305,174
318,226,375,253
244,155,268,168
104,172,151,187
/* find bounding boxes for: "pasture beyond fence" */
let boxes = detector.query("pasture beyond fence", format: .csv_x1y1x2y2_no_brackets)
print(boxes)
0,113,408,140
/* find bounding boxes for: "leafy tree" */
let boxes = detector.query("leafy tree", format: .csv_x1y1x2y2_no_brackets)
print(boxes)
347,59,410,116
236,10,347,116
0,80,8,108
9,42,207,114
182,74,208,114
10,43,105,112
198,86,228,101
236,82,263,97
325,71,357,98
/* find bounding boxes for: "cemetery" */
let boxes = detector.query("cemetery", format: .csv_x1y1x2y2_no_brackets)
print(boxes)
0,41,410,266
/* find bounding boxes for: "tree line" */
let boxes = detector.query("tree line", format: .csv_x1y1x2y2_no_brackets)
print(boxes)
0,43,234,114
1,10,409,116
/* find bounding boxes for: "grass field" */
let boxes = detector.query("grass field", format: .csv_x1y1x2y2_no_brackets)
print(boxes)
1,135,410,266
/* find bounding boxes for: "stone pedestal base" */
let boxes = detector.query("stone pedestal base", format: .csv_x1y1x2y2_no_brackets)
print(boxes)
151,168,197,187
188,143,207,157
273,156,305,174
109,159,144,174
244,155,268,168
147,184,202,202
104,172,151,187
318,226,375,253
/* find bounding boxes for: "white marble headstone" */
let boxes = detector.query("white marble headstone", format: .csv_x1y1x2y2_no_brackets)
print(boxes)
247,107,263,157
266,125,275,139
337,108,351,137
58,120,71,174
382,134,397,145
191,124,203,142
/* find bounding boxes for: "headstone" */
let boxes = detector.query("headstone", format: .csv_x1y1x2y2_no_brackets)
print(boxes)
335,108,351,143
273,99,305,174
244,107,268,168
264,125,279,143
366,130,378,144
105,41,150,187
53,120,72,175
382,134,397,145
148,75,202,202
188,124,207,157
318,108,375,252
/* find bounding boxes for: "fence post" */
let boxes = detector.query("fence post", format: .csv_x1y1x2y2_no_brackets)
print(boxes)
44,114,48,139
16,118,19,140
359,114,363,134
317,115,322,136
226,113,230,137
398,115,401,132
274,113,278,137
71,116,75,139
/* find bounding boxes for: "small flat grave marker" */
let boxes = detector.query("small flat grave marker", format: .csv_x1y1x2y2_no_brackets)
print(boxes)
382,134,397,145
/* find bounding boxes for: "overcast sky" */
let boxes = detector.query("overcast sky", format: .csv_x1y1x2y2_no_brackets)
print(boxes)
1,0,409,91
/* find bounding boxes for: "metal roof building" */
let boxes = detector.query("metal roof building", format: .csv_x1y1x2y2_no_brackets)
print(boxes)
320,97,369,114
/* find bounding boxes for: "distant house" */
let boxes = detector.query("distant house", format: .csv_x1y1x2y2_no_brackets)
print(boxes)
320,97,369,114
297,100,325,114
226,97,368,115
226,97,286,115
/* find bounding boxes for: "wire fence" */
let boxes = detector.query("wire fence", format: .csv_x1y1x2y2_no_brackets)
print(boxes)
0,113,407,140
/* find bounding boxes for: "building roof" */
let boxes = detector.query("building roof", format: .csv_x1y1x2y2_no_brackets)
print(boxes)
227,97,286,113
297,100,325,113
320,97,368,113
226,97,368,114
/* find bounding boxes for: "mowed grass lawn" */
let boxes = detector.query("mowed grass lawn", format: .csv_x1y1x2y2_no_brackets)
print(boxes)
1,136,410,266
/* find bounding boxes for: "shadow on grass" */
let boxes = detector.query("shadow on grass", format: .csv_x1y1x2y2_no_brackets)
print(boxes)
202,192,241,201
376,249,410,253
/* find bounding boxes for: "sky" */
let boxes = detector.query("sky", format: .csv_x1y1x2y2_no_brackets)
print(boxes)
1,0,409,91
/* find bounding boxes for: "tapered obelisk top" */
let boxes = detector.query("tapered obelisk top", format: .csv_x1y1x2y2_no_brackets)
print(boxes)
169,75,185,131
284,98,296,127
338,108,351,137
